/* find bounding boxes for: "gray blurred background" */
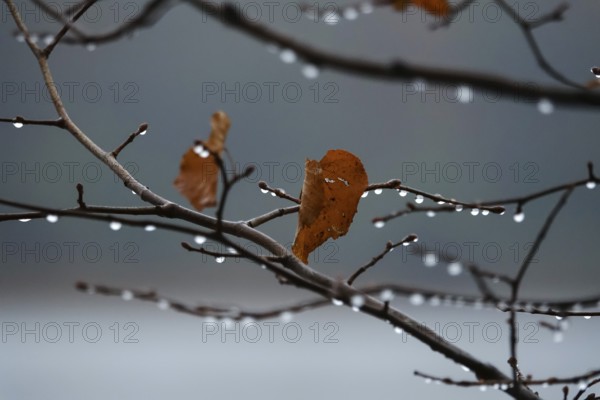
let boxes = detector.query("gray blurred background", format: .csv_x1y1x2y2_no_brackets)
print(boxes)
1,0,599,399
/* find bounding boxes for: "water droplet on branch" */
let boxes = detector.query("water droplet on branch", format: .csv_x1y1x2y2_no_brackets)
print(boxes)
109,221,122,231
513,212,525,223
457,85,473,103
194,235,206,245
429,296,441,306
301,64,320,79
279,311,294,322
537,98,554,115
586,181,596,189
447,262,463,276
343,7,359,20
423,253,437,267
380,289,394,301
280,48,297,63
350,295,365,311
409,293,425,306
157,299,170,310
46,214,59,223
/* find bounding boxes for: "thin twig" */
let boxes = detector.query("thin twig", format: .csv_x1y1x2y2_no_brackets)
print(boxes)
246,206,300,228
347,234,418,285
508,188,574,382
111,123,148,158
0,116,65,128
258,181,301,204
75,183,86,208
494,0,582,89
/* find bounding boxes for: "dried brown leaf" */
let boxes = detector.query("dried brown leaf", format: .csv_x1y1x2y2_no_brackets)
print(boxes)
292,149,368,264
173,111,230,211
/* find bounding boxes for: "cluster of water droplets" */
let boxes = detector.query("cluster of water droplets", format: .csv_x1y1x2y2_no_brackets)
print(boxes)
259,185,279,197
331,298,344,306
304,2,374,26
193,144,210,158
267,44,321,80
265,3,376,79
14,31,99,52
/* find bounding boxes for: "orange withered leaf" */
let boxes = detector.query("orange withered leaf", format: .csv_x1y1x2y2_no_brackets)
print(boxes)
173,111,230,211
394,0,450,16
292,149,369,264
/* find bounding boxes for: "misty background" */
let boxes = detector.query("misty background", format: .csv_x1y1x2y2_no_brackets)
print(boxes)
1,0,600,399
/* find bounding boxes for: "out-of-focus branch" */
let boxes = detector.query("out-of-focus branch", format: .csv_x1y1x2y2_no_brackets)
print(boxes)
16,0,600,108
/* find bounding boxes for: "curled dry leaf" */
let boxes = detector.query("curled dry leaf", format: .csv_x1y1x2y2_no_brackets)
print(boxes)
394,0,450,16
292,149,369,264
173,111,230,211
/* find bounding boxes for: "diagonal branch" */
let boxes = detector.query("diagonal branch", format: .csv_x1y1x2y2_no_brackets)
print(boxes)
494,0,581,89
347,234,418,285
